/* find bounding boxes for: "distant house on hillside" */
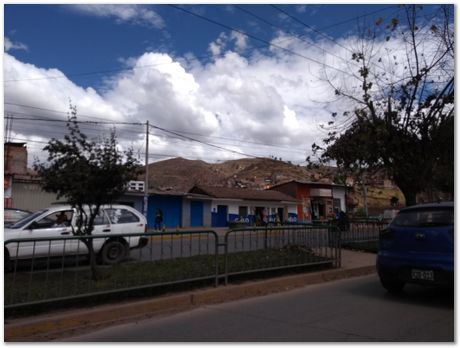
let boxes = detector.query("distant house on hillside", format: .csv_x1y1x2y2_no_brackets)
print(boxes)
269,180,348,223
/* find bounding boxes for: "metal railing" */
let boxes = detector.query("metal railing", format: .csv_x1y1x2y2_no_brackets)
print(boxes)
340,219,389,247
5,230,219,308
224,225,341,284
5,225,342,309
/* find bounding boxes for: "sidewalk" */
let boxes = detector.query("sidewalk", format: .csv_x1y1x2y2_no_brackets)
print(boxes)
5,250,377,342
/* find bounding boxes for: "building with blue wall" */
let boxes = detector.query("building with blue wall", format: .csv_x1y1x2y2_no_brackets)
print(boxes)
189,186,298,227
121,186,299,229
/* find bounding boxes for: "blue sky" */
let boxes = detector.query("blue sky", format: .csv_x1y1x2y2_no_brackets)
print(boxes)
5,4,400,88
4,3,452,165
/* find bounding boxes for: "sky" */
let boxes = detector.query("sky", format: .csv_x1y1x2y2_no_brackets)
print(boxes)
3,3,450,167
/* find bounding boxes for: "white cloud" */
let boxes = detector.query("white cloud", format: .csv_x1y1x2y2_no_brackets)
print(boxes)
208,31,248,57
230,31,248,52
69,5,165,29
6,29,441,166
4,37,28,52
208,33,228,57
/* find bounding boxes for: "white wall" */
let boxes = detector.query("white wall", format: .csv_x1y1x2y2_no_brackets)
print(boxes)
211,200,297,216
332,187,346,212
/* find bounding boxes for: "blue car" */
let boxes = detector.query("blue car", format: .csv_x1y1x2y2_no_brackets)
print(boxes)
377,202,454,293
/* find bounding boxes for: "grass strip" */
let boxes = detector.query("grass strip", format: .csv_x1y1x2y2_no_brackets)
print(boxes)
5,247,333,305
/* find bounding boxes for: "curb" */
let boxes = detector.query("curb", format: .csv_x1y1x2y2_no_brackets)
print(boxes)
5,265,376,341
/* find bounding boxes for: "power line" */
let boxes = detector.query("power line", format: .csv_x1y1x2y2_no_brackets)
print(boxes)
6,102,310,153
6,113,287,159
169,4,360,80
149,124,307,153
270,4,405,81
4,53,214,83
4,6,399,85
5,102,143,124
149,123,260,159
316,5,398,31
271,4,354,54
235,5,363,74
4,114,142,126
8,138,240,162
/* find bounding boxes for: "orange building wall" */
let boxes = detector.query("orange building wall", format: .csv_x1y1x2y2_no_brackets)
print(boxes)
296,186,311,222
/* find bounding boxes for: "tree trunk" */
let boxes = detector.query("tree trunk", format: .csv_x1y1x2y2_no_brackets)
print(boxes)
361,181,369,218
84,238,99,281
401,189,417,207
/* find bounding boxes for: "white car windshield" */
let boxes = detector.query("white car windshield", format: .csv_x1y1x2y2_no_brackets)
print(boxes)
8,209,48,229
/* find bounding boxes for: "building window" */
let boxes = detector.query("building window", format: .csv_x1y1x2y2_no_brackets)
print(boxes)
238,206,248,216
128,181,145,192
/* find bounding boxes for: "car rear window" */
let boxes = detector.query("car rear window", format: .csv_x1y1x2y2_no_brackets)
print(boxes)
392,208,454,227
105,208,140,224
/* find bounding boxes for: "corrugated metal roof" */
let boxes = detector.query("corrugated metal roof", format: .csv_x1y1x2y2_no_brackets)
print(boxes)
190,185,297,202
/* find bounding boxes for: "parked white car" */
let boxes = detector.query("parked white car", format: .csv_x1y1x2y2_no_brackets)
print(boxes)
4,204,148,266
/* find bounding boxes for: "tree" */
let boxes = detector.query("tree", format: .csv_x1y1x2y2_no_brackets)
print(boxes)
34,105,139,280
311,5,454,206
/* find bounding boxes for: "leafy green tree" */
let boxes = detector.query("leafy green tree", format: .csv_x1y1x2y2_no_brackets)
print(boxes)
311,5,454,206
34,105,139,280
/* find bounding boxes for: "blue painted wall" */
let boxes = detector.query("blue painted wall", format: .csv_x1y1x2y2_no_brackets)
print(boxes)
148,195,182,228
212,205,228,227
190,201,204,227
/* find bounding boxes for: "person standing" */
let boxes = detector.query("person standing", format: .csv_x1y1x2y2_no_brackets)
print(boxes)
154,209,163,232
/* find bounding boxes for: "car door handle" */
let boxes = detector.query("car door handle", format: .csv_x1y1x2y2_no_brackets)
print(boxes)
103,229,111,232
60,231,70,235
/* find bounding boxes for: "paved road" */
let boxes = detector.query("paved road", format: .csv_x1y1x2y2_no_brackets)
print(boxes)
65,274,454,342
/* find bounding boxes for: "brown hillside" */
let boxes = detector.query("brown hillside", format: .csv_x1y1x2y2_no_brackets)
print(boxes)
139,157,405,213
214,158,324,189
140,157,335,192
140,158,227,192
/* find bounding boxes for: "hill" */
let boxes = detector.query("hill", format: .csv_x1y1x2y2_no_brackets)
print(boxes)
138,157,407,214
141,157,337,192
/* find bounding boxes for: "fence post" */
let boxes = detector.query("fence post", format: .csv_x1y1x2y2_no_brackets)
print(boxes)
338,226,342,268
264,226,268,249
214,232,219,287
224,231,229,285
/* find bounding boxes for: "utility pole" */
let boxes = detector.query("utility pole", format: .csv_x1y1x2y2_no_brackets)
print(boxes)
143,121,149,219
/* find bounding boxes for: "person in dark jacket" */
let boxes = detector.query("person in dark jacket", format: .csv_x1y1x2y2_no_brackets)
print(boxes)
154,209,163,231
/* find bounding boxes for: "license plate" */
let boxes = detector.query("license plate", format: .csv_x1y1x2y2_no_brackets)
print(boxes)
411,269,434,281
